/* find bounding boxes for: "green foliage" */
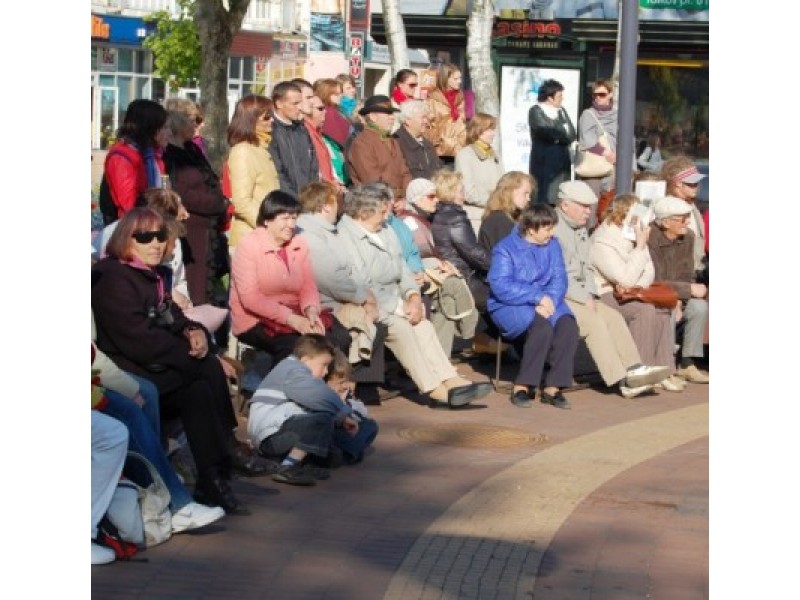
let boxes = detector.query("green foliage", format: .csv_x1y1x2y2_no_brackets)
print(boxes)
143,0,201,91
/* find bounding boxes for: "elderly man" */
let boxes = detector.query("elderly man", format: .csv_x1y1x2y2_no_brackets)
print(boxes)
395,100,443,180
553,181,670,398
269,81,319,197
345,95,413,201
661,156,707,273
647,196,709,384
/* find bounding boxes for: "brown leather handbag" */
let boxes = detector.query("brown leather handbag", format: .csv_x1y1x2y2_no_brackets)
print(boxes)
613,282,679,310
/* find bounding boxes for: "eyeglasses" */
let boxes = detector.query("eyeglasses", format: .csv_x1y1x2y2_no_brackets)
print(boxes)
407,83,419,88
260,112,273,121
666,215,690,223
592,91,609,98
132,229,168,244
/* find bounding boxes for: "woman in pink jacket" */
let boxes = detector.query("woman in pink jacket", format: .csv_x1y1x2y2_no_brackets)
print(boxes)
230,191,351,363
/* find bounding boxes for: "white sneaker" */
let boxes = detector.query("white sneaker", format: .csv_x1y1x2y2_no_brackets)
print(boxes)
625,365,671,388
91,542,115,565
655,376,686,393
171,502,225,534
619,384,654,399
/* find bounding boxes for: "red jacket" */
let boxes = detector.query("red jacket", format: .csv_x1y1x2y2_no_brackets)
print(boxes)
104,140,165,218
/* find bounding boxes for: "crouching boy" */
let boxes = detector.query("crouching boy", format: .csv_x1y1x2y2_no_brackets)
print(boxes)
326,349,379,465
248,335,359,486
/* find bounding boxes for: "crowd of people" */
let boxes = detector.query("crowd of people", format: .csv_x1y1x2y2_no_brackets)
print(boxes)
90,67,709,565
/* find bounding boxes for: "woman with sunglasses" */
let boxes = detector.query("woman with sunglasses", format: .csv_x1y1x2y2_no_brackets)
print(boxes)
92,207,254,515
390,69,419,107
163,99,231,312
577,79,619,197
226,95,280,249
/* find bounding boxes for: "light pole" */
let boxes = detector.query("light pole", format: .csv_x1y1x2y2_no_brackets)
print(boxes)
615,0,638,194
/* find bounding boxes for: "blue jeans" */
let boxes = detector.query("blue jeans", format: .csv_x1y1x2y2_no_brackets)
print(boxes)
101,387,194,512
333,417,378,464
127,374,161,440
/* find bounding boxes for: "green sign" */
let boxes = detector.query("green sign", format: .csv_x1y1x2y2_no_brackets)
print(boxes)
640,0,708,9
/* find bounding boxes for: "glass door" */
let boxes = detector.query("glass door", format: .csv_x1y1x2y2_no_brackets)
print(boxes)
92,86,119,149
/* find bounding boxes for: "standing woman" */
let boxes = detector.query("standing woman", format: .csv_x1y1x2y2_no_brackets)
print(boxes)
390,69,419,107
102,99,168,221
528,79,576,206
424,62,467,165
226,95,280,249
577,79,618,197
478,171,535,252
163,99,231,308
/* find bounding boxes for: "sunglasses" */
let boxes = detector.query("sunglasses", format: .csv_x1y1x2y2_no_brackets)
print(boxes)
132,229,168,244
260,112,273,121
682,181,700,188
407,83,419,88
194,115,204,125
593,91,609,98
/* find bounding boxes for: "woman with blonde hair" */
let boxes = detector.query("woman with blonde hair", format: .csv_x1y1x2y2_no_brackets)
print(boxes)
478,171,535,251
590,194,684,392
424,62,467,164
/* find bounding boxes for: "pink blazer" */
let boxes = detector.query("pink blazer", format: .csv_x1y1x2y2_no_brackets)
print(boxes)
230,227,321,336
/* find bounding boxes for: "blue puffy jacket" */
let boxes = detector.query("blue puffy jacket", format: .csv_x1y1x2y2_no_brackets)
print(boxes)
487,226,573,339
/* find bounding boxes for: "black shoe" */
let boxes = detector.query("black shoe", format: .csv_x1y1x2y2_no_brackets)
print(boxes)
229,444,270,477
195,476,251,515
540,390,570,409
307,447,343,469
272,464,316,486
447,381,494,407
300,463,331,480
510,388,533,408
355,383,381,406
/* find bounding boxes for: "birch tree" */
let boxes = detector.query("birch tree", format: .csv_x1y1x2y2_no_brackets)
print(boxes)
466,0,500,117
382,0,410,74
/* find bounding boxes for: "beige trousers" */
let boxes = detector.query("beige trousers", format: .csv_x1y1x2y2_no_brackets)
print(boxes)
566,298,642,386
384,315,459,394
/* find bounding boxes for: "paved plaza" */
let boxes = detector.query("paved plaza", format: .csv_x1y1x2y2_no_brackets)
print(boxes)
91,356,708,599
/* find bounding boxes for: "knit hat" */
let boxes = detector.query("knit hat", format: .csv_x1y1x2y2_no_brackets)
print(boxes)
653,196,692,220
406,178,437,205
557,180,598,205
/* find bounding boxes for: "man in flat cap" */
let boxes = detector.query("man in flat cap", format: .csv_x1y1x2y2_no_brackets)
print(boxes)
647,196,709,384
345,95,413,201
553,180,670,398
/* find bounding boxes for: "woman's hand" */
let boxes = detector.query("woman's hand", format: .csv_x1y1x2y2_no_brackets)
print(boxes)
536,295,555,319
690,283,708,299
304,307,326,334
404,294,424,325
173,290,192,310
363,291,380,323
634,223,651,249
187,328,208,359
286,314,318,335
603,148,617,165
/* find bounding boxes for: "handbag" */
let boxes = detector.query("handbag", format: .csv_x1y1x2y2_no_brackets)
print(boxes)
613,282,679,310
574,110,614,178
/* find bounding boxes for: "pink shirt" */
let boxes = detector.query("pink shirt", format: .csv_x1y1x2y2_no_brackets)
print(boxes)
230,227,321,335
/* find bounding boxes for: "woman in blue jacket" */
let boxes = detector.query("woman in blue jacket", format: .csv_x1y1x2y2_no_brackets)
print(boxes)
487,204,579,409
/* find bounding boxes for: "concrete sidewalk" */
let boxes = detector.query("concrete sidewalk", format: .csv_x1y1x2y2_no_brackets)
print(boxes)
91,357,708,599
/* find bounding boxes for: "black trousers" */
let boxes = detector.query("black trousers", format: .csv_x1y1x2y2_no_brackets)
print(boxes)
511,313,579,389
258,413,335,459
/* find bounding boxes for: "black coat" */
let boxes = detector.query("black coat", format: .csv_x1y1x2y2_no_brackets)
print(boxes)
395,126,443,180
528,104,576,202
92,257,209,393
431,202,492,310
269,117,319,197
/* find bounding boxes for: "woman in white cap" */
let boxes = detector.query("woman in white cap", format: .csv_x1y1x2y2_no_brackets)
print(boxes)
661,155,707,273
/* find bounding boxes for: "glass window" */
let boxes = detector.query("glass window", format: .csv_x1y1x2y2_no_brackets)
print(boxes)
243,56,254,81
135,76,150,100
99,74,115,87
117,49,134,73
117,75,132,116
152,79,167,103
134,50,150,74
229,57,241,79
91,46,97,70
243,83,253,96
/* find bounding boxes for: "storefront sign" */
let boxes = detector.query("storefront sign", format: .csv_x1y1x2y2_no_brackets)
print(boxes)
91,15,110,39
273,36,309,60
348,31,366,97
639,0,708,8
492,20,562,38
349,0,371,31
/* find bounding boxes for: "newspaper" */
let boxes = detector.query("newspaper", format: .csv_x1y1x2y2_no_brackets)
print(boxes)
622,180,665,241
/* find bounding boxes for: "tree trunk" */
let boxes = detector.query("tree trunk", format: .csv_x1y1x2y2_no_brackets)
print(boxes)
466,0,500,117
193,0,250,171
382,0,410,75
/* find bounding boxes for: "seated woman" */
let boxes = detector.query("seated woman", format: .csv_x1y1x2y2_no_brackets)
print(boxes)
163,99,231,312
230,191,352,365
591,194,685,392
92,207,253,516
478,171,536,252
336,183,493,408
488,204,579,409
295,181,387,403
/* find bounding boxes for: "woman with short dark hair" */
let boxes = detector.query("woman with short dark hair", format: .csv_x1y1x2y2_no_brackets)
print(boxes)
528,79,576,205
92,207,255,515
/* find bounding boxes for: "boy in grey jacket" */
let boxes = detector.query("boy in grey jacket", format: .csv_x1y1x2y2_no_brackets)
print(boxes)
249,335,359,486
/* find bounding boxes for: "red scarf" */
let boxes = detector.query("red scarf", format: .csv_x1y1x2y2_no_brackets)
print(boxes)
444,89,461,121
392,86,409,105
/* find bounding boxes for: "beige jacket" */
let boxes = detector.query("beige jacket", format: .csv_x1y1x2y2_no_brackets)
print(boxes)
227,141,279,248
424,89,467,158
589,221,655,295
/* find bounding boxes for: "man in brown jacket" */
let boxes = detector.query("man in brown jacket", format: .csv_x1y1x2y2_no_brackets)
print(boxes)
345,95,412,201
647,196,709,384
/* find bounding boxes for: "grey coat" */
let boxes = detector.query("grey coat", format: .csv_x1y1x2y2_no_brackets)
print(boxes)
553,208,599,303
296,213,369,310
336,214,420,322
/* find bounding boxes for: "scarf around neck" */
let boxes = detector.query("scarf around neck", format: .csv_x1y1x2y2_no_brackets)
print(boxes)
256,129,272,146
472,140,496,161
444,89,461,121
340,96,357,118
366,121,391,138
392,87,410,106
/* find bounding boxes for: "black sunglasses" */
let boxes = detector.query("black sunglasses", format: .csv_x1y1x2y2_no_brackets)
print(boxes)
132,229,168,244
